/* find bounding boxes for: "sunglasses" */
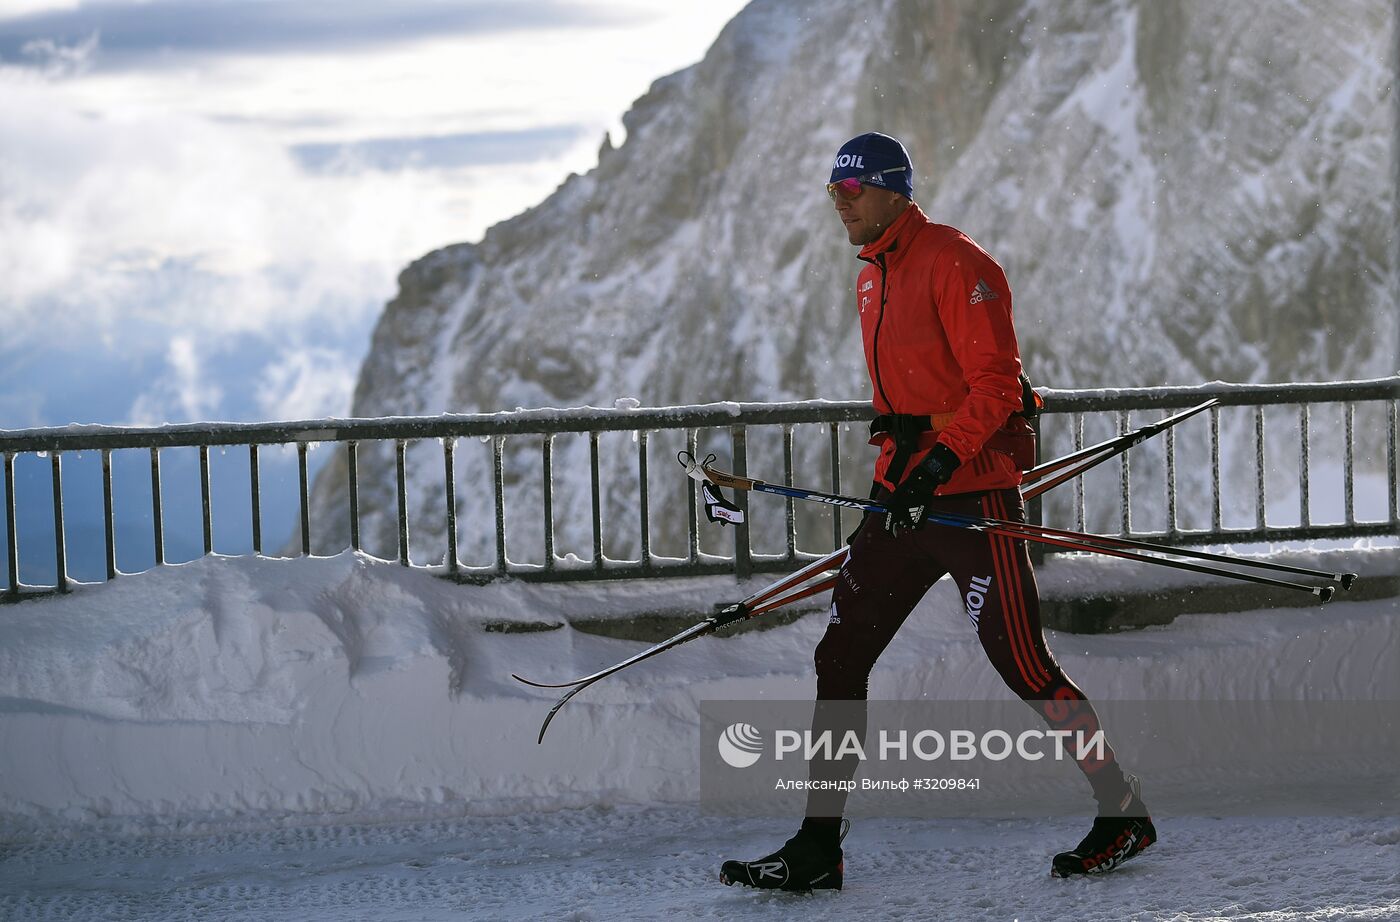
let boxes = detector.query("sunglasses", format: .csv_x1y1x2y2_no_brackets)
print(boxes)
826,166,907,201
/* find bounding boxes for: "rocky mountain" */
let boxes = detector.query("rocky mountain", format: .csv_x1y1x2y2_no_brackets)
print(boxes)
308,0,1396,566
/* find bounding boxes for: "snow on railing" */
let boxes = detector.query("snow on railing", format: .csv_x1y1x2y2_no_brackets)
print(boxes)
0,377,1395,597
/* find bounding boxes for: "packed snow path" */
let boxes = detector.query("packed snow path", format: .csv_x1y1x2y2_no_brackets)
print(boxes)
3,807,1399,921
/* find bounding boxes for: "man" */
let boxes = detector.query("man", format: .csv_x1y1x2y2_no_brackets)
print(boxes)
720,132,1155,891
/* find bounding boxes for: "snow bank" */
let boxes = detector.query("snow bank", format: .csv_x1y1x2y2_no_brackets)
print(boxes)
0,549,1395,833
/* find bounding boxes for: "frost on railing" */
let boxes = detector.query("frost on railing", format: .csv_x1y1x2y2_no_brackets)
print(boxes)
0,378,1396,597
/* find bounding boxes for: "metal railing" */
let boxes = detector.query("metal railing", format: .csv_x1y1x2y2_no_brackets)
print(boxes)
0,377,1395,598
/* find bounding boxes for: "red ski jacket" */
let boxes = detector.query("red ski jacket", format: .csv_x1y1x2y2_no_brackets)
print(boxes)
854,203,1034,494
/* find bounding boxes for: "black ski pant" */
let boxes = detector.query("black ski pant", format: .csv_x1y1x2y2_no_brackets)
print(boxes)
804,487,1129,824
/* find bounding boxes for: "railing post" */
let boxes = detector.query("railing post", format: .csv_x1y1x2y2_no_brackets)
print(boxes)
51,453,67,592
1118,410,1131,536
1072,413,1086,532
828,423,843,552
686,428,699,564
444,439,459,575
541,435,554,571
249,444,262,555
731,426,751,580
102,448,116,580
1165,424,1177,535
493,435,507,574
1254,405,1267,530
590,431,602,572
638,430,651,568
3,452,15,596
782,424,797,562
150,447,164,566
395,439,409,566
347,441,360,552
1298,404,1310,527
1210,406,1222,532
199,445,213,556
1389,397,1398,527
1343,404,1355,526
298,443,311,557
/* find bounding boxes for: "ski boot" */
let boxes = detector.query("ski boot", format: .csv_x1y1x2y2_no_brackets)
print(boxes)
720,819,849,892
1052,773,1156,877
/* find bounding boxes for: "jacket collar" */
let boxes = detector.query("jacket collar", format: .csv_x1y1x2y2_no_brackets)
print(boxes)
857,201,927,266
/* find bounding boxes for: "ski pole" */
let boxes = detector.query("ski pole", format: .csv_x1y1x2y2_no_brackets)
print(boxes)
743,572,841,618
515,543,845,691
516,618,718,743
689,453,1353,590
708,488,1336,599
725,437,1133,620
514,546,848,742
674,407,1238,624
916,511,1336,600
931,510,1355,588
515,545,840,696
1020,399,1218,485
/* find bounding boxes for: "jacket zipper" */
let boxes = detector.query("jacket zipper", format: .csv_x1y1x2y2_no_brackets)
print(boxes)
871,252,894,412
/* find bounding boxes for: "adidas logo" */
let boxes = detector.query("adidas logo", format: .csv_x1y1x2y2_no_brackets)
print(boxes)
969,279,1000,305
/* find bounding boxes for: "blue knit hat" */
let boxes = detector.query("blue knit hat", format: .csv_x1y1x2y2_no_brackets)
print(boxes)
829,132,914,199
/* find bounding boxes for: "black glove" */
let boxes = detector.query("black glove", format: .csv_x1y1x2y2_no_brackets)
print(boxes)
884,443,961,536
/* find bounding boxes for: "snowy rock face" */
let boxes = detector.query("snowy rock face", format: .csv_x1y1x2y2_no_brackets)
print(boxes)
311,0,1395,562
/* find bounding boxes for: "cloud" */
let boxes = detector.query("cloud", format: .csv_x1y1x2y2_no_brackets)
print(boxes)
127,334,223,425
0,0,750,430
0,63,533,332
0,50,603,427
0,73,398,330
254,347,359,422
0,0,641,69
0,1,80,20
291,125,592,173
13,29,96,76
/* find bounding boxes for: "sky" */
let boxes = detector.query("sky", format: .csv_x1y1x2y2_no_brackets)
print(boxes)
0,0,750,429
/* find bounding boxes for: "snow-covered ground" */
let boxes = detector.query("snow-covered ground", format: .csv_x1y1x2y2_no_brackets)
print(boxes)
3,808,1398,921
0,549,1396,920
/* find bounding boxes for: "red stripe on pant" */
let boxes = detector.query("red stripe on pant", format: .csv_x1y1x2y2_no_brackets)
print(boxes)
981,493,1035,690
986,491,1052,691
